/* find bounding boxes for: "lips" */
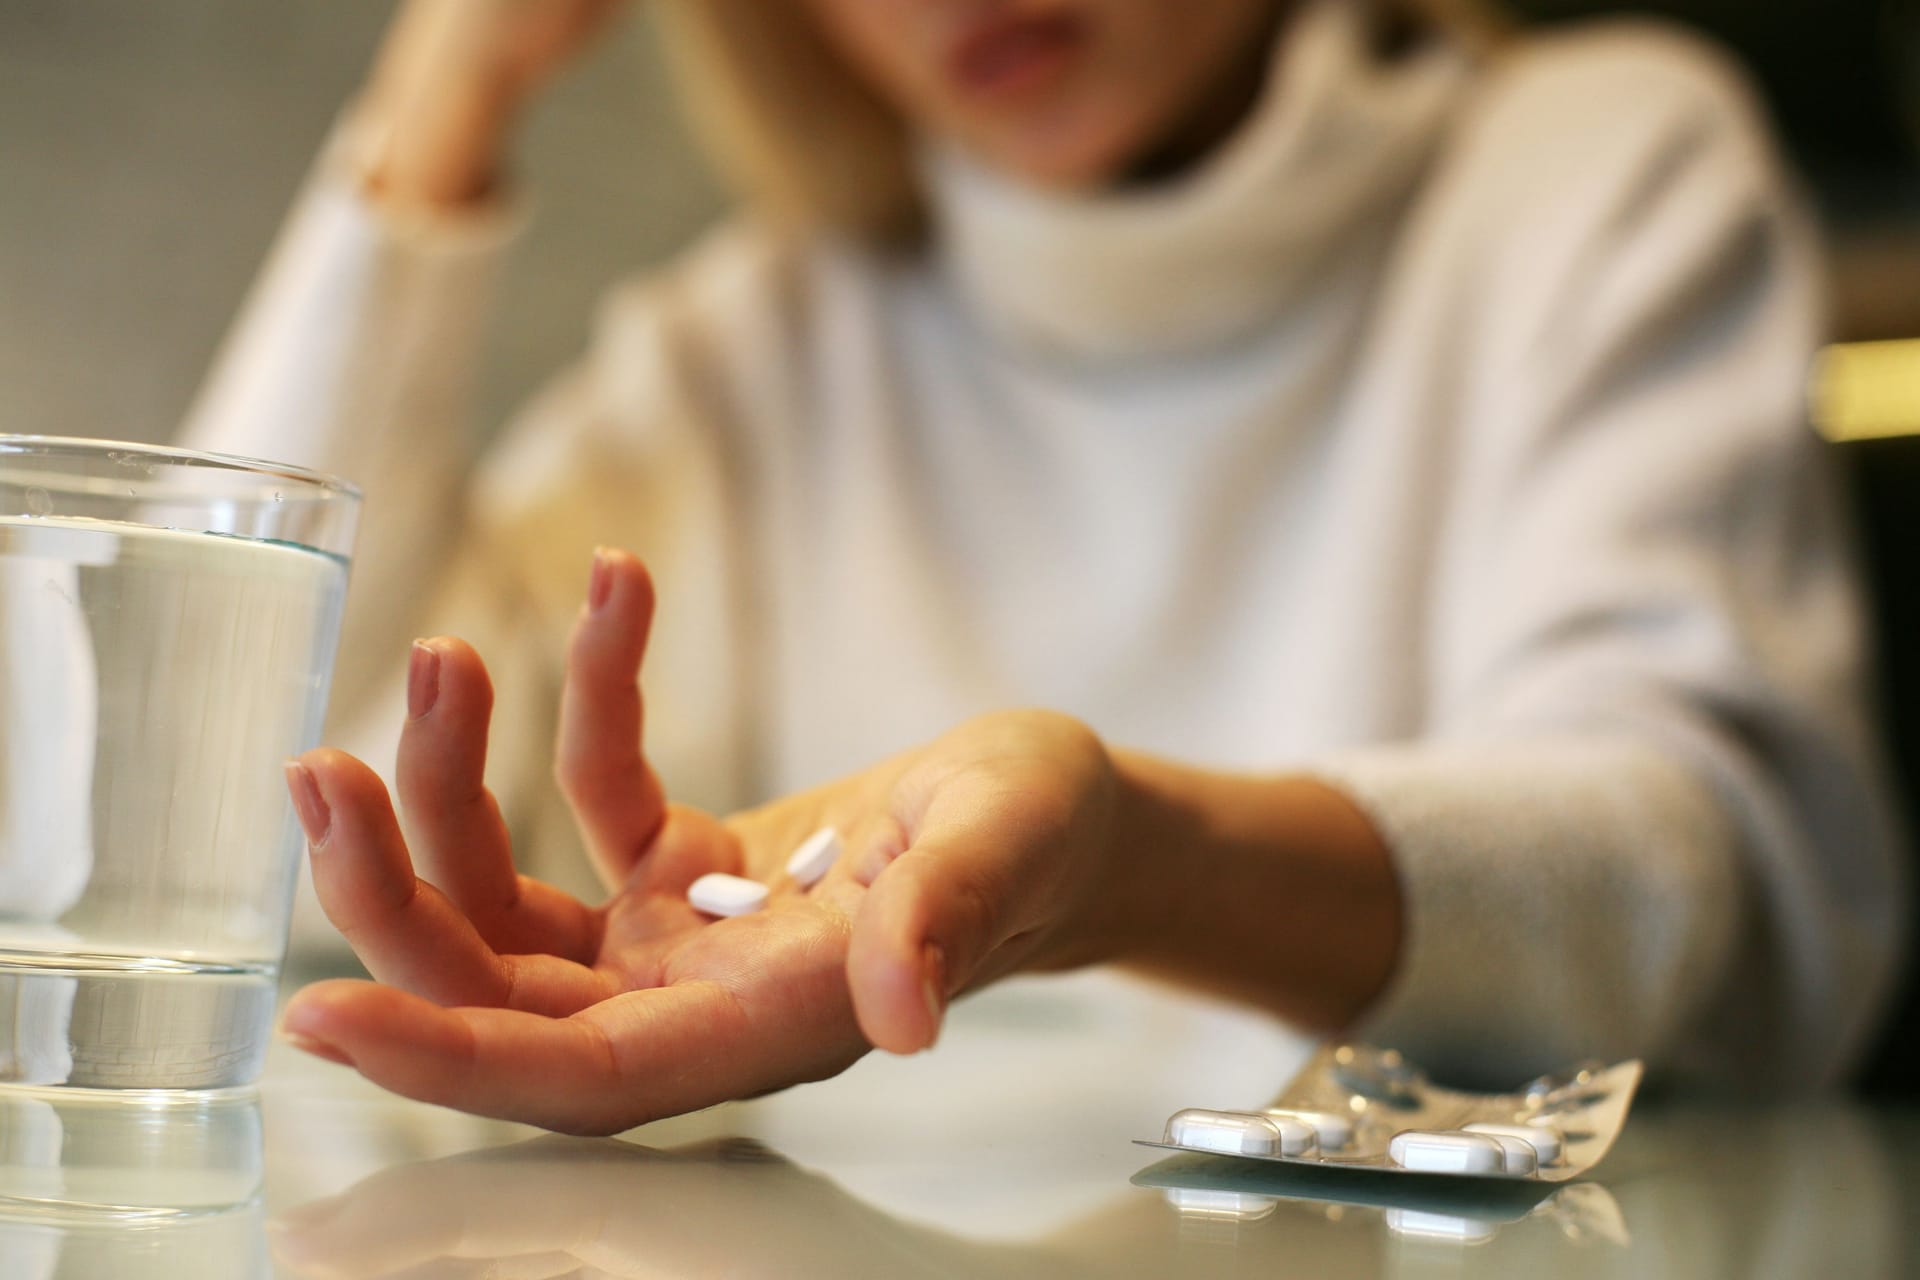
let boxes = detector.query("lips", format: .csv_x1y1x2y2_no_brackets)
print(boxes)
947,10,1090,100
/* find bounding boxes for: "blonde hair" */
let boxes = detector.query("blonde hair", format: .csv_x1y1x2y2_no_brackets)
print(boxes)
654,0,1513,246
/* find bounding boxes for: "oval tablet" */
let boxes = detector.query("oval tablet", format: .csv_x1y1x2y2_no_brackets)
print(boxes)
785,827,843,888
1164,1109,1316,1158
1387,1130,1507,1176
1464,1121,1564,1165
687,872,769,918
1484,1134,1537,1175
1264,1107,1354,1150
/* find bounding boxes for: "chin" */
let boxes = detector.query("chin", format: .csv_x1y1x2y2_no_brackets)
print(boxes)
970,111,1155,192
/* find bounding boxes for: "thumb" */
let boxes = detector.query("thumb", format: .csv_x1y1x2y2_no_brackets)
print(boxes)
845,804,1054,1055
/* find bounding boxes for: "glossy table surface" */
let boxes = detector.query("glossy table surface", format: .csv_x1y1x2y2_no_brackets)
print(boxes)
3,970,1914,1278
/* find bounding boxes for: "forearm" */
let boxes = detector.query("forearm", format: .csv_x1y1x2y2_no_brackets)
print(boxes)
1091,749,1403,1033
1310,734,1752,1083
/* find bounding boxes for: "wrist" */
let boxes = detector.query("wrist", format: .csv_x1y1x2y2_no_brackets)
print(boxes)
1031,744,1207,975
1097,750,1405,1031
1086,746,1187,966
1022,740,1153,974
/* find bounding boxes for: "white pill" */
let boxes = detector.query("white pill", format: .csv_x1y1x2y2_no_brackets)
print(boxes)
1485,1134,1537,1176
785,827,843,887
1464,1121,1564,1165
1387,1130,1507,1176
687,872,769,918
1264,1107,1354,1150
1165,1108,1318,1158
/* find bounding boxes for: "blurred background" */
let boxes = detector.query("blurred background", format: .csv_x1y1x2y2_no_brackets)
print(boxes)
0,0,725,445
1,0,1914,448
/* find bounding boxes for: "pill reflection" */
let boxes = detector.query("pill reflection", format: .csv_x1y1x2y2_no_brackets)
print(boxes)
1161,1186,1279,1222
1386,1206,1500,1244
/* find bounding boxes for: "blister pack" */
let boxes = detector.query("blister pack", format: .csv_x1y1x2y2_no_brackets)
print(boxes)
1139,1043,1641,1182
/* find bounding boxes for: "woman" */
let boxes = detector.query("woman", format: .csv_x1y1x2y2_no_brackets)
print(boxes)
185,0,1902,1133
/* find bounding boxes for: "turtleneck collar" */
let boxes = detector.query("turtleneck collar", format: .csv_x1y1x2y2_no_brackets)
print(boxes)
921,1,1471,365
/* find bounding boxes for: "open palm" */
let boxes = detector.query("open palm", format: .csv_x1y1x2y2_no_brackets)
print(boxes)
280,550,1118,1135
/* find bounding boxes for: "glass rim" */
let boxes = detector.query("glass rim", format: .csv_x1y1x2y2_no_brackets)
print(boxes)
0,434,362,502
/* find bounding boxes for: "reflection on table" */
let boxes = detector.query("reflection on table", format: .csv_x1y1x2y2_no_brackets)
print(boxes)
0,971,1913,1277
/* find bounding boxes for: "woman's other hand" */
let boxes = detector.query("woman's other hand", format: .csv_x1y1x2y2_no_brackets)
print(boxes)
358,0,626,209
276,548,1130,1134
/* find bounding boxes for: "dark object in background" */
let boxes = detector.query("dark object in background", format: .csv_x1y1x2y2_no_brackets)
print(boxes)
1511,0,1917,180
1842,439,1920,1097
1516,3,1920,344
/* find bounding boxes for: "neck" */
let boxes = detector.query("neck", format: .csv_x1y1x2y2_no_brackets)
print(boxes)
1123,1,1296,187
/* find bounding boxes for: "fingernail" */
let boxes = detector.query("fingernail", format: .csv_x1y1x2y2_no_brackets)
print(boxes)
280,1028,352,1067
921,943,946,1050
284,761,331,846
407,640,440,719
589,547,614,613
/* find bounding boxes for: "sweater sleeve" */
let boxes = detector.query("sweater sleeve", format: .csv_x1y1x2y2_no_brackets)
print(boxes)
172,124,562,959
177,119,520,742
1323,30,1904,1090
177,130,775,957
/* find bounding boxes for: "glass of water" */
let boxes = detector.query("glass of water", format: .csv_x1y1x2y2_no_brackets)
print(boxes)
0,436,357,1091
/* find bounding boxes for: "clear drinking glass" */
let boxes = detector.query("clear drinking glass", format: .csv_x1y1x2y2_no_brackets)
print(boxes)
0,436,357,1091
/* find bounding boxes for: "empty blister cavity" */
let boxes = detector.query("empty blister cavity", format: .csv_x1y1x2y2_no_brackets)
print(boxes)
1387,1130,1513,1177
687,873,769,918
1464,1121,1564,1166
1264,1107,1354,1150
1523,1061,1606,1101
1524,1061,1612,1112
1331,1044,1425,1109
1164,1109,1317,1158
785,827,843,888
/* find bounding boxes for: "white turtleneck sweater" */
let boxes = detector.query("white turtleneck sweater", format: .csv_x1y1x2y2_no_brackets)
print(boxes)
183,2,1904,1091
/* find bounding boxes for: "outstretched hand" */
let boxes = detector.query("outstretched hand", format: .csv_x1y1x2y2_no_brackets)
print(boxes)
279,549,1125,1135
